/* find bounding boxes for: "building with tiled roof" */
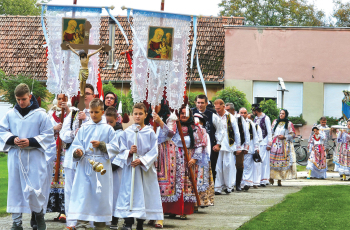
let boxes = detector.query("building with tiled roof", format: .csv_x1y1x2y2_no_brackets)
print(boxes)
0,15,244,98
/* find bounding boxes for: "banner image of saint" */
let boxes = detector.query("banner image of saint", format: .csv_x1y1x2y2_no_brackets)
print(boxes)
147,26,174,60
62,18,86,45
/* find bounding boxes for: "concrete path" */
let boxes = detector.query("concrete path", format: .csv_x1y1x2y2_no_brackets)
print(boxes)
1,172,349,230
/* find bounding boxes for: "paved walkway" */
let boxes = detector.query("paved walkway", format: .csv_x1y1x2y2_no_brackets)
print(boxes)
1,172,349,230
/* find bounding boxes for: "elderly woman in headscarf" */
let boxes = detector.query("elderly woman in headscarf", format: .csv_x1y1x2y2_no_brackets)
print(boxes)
269,109,297,186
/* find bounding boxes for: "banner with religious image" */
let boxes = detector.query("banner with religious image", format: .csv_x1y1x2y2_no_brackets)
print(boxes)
44,6,102,96
130,10,192,110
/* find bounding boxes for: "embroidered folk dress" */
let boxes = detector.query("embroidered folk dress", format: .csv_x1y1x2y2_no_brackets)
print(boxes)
306,132,327,179
155,119,183,214
46,108,67,213
336,130,350,176
270,120,297,180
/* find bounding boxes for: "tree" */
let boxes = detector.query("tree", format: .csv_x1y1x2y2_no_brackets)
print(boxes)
259,99,280,122
102,81,134,115
0,0,41,16
212,86,251,111
219,0,325,26
0,74,53,110
333,0,350,27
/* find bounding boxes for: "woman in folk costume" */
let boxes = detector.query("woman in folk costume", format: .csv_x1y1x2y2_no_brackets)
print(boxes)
269,109,297,186
171,106,208,219
192,113,214,210
335,119,350,180
306,126,327,179
46,94,71,222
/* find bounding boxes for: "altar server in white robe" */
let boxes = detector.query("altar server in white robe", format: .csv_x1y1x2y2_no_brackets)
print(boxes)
105,106,125,230
114,103,163,230
60,84,95,229
213,99,241,194
240,108,259,191
0,83,55,230
68,99,121,230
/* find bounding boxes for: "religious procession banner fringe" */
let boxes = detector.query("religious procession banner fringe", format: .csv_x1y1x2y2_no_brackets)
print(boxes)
44,6,102,96
130,10,192,111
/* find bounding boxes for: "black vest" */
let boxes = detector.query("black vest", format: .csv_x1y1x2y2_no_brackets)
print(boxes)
237,116,245,145
192,108,217,146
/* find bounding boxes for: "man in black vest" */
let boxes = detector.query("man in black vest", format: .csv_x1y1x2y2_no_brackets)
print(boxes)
192,95,223,182
225,103,250,191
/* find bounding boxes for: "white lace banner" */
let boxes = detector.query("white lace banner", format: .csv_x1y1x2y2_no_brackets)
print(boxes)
45,6,101,96
131,10,191,111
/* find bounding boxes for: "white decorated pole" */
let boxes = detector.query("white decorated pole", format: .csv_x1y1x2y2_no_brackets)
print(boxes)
130,125,141,210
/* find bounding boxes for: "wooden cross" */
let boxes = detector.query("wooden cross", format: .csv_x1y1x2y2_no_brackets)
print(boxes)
60,20,111,112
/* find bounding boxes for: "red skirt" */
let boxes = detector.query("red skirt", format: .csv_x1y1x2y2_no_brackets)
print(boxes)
162,192,194,215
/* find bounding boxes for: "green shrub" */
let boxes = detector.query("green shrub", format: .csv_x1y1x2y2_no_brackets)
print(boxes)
102,82,134,115
212,86,251,111
259,99,280,121
289,114,307,125
317,116,338,126
0,73,53,111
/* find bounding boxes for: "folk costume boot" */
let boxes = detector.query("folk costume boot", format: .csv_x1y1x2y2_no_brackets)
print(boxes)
34,210,46,230
30,212,38,230
110,216,119,229
236,169,243,192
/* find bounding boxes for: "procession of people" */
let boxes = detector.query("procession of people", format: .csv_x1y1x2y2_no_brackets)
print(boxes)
2,83,346,230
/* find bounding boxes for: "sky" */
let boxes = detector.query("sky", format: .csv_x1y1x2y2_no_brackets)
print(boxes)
46,0,346,19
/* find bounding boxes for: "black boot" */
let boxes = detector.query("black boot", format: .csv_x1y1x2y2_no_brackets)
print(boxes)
136,219,145,230
11,222,23,230
236,169,243,192
121,218,133,230
30,212,37,230
34,210,46,230
110,216,119,229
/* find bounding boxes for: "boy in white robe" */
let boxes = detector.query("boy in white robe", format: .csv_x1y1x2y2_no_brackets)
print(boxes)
115,103,163,230
69,99,119,230
60,84,95,229
105,106,125,230
0,83,55,230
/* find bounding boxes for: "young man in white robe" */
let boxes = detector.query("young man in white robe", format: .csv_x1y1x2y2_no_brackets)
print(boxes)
0,83,55,230
114,103,163,230
239,108,259,191
252,104,273,186
59,84,95,229
213,99,241,194
69,99,121,230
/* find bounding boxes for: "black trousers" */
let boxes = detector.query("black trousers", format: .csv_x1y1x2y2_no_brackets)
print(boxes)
210,150,219,182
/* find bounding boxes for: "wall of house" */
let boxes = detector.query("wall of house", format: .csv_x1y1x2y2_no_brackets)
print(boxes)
224,26,350,137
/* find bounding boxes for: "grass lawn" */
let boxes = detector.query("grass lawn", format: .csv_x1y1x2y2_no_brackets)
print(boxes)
297,165,306,171
0,154,8,217
240,185,350,229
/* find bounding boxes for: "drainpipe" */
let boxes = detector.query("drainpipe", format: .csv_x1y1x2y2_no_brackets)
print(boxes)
106,17,116,69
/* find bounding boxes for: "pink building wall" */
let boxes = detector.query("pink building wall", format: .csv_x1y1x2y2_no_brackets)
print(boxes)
224,26,350,83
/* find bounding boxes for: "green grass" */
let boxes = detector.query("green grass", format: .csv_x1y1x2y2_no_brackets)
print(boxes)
239,185,350,230
297,165,306,171
0,154,8,217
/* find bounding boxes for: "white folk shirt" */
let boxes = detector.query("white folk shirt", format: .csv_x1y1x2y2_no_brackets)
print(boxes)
254,113,272,146
197,110,225,146
233,112,250,150
245,119,260,154
217,111,241,152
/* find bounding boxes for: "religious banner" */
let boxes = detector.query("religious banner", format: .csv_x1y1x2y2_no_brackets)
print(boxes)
44,6,102,96
130,10,192,110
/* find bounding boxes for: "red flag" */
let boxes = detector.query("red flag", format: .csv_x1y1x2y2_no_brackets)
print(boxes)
97,71,104,101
